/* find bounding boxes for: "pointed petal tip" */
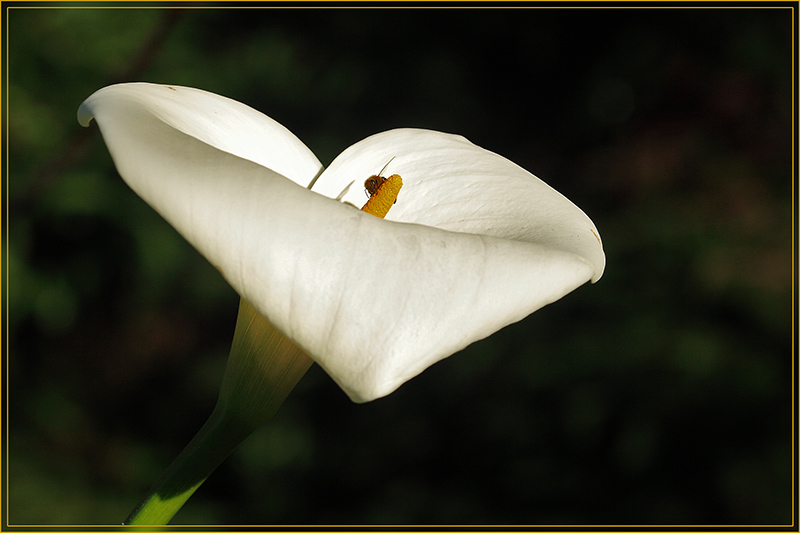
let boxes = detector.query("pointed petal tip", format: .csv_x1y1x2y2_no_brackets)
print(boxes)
76,82,323,187
340,379,398,404
77,101,94,127
587,226,606,283
589,264,605,284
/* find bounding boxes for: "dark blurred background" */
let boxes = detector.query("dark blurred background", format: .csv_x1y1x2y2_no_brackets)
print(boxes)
4,6,794,525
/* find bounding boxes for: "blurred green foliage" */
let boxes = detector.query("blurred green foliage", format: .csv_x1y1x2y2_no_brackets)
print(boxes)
4,6,793,526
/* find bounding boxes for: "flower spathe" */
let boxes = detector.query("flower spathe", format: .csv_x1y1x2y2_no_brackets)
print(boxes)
78,83,605,403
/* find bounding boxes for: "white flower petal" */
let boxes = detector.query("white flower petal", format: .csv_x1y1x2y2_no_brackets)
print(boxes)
80,85,604,403
314,128,605,282
78,83,322,187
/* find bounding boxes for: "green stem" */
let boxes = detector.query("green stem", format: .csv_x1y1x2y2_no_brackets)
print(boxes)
124,298,313,525
123,404,252,525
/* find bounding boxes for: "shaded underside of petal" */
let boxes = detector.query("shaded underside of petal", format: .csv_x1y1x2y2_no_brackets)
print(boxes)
78,82,323,188
315,128,605,282
80,87,600,403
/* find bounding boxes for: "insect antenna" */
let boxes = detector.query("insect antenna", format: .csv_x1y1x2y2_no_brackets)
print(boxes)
376,156,396,177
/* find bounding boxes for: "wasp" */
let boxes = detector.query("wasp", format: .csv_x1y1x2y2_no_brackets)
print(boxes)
364,157,397,199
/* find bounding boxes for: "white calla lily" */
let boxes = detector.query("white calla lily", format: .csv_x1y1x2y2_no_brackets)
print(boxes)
79,82,604,403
